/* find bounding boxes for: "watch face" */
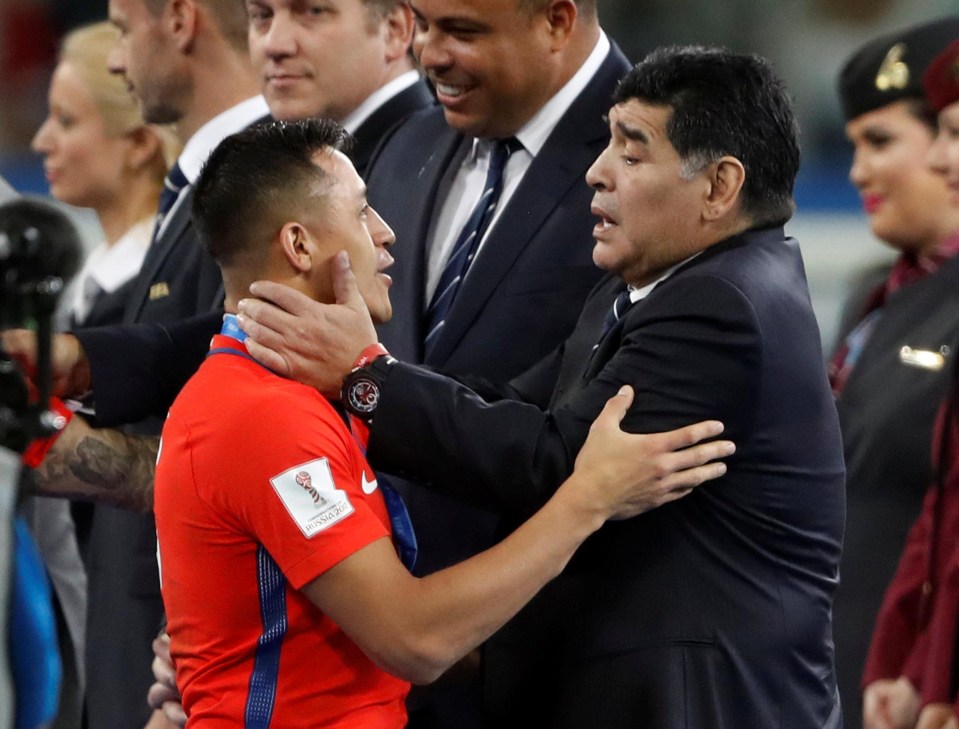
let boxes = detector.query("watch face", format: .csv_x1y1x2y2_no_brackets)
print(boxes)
347,376,380,414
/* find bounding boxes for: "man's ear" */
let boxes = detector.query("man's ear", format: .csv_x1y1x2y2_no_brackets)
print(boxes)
382,2,415,63
167,0,198,53
278,222,314,273
543,0,577,51
703,156,746,222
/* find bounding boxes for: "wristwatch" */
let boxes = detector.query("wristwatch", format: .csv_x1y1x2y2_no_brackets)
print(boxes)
341,349,396,421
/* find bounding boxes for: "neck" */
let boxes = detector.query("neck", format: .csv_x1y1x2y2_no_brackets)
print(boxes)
917,217,959,257
379,56,416,89
96,177,162,245
553,23,601,92
177,50,259,141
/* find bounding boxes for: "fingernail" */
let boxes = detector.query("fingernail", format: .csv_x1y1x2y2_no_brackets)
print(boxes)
237,299,248,311
618,386,629,396
249,282,259,295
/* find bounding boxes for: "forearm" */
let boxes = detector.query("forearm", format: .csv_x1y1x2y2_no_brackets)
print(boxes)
408,476,604,675
24,416,158,512
323,479,606,685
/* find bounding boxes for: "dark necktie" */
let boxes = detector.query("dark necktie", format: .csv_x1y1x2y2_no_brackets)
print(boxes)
74,275,103,326
424,137,520,353
601,287,634,338
152,161,188,243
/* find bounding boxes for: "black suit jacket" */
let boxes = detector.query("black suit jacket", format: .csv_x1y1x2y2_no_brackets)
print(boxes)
350,78,434,177
364,44,630,576
367,227,846,729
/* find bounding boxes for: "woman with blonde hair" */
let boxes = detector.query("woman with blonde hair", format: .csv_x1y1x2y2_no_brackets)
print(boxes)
32,20,179,327
25,20,179,729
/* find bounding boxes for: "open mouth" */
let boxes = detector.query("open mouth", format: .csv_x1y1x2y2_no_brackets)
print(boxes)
592,205,617,229
431,79,475,105
435,82,467,98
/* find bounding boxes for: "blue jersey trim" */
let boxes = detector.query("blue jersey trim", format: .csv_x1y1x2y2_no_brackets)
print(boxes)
244,546,287,728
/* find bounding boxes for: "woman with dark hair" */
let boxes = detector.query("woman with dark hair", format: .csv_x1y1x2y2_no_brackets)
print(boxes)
826,17,959,729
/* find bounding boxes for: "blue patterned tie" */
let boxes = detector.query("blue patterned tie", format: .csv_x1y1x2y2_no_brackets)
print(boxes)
152,161,188,242
424,138,520,353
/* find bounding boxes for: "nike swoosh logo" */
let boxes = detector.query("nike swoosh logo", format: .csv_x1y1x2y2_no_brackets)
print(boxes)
361,472,378,495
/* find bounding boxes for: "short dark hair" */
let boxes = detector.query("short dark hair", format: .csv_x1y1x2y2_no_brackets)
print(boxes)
614,45,800,228
192,119,352,268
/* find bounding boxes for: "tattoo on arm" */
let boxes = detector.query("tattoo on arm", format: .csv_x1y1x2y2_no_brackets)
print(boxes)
26,419,159,512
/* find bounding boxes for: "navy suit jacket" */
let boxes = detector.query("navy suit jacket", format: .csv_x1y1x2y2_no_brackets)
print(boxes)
364,44,630,577
367,45,628,381
351,79,434,177
367,227,846,729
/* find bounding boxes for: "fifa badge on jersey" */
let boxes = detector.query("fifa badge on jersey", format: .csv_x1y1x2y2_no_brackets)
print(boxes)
270,458,354,538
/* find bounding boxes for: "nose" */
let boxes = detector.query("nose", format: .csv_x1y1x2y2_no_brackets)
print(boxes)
261,13,297,59
369,206,395,250
927,129,948,177
848,145,868,189
586,146,612,191
106,41,126,76
415,26,452,73
31,118,53,154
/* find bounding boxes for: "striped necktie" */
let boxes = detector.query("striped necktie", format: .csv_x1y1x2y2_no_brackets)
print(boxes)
152,161,188,242
424,137,520,354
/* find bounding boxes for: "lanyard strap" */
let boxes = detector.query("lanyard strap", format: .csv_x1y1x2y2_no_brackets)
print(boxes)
347,420,418,572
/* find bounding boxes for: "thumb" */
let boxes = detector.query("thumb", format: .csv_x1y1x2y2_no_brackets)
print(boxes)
596,385,634,429
332,251,366,310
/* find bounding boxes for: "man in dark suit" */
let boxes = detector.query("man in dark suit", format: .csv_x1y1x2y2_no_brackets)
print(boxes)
366,0,629,645
364,3,628,722
238,46,846,728
246,0,433,177
368,0,627,382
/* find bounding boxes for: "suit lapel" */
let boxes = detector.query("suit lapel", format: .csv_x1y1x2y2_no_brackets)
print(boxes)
425,45,630,366
124,186,195,323
351,80,434,176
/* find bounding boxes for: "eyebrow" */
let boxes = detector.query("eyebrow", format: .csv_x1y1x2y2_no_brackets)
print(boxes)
615,120,650,145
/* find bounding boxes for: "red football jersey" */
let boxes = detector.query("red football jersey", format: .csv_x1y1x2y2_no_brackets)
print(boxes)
155,335,409,728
